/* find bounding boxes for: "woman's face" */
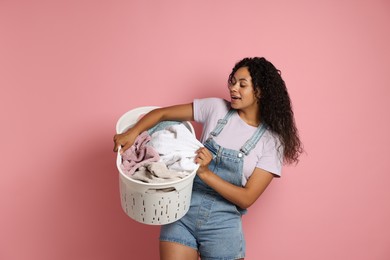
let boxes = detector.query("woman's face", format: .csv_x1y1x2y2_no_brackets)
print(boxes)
228,66,259,111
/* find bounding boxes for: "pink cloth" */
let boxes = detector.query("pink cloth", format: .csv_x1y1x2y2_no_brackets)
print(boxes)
120,131,160,176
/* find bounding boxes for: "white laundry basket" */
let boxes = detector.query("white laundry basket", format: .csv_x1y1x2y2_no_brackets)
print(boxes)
116,106,198,225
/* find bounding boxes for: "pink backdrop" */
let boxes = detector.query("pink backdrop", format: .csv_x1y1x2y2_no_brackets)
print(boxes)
1,0,389,259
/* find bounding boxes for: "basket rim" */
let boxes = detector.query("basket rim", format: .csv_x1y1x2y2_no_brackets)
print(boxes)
116,106,160,134
118,163,198,187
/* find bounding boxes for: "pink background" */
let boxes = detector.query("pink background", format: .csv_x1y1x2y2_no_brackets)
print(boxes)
1,0,389,259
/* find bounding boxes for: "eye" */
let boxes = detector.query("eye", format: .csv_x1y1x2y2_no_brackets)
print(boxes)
228,79,236,87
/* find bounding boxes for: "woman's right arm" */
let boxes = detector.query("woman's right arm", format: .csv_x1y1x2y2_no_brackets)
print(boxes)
113,103,194,153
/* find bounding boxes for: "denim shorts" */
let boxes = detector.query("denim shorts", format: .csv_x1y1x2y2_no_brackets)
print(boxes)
160,190,245,260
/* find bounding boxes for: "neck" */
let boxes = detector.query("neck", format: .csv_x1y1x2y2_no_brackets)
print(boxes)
237,108,261,127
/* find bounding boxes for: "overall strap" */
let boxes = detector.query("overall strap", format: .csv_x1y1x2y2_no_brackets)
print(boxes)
240,124,267,156
208,108,268,156
209,109,236,137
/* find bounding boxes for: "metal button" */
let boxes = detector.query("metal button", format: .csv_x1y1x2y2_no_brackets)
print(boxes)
238,153,243,158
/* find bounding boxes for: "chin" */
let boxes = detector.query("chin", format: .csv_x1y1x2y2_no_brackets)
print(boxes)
230,104,240,110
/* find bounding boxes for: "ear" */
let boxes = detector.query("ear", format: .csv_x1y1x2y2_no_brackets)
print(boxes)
254,87,261,101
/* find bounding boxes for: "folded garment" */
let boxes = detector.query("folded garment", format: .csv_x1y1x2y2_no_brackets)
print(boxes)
147,161,189,179
121,131,160,176
131,162,189,183
131,166,168,183
148,124,203,172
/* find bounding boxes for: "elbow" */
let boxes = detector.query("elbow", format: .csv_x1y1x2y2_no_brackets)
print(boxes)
236,199,256,210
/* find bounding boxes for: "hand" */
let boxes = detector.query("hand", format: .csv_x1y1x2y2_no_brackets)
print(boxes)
113,129,139,154
195,147,213,174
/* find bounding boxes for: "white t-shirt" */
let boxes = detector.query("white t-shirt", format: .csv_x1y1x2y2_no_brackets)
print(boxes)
193,98,282,185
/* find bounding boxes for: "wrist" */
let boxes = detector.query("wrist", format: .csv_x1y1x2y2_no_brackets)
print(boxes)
125,128,140,138
197,167,211,179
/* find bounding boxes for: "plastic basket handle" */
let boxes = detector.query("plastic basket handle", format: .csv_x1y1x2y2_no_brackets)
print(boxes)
145,187,177,194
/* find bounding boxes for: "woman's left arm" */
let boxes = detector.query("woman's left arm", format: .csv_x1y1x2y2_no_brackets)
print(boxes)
195,147,274,209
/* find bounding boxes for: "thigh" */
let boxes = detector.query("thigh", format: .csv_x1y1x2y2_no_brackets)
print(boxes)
160,241,198,260
198,210,245,259
159,218,198,249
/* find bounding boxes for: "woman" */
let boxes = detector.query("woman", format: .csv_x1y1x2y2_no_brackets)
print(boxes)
113,57,303,260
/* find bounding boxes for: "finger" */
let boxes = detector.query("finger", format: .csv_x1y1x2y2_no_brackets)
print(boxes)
199,151,211,160
198,146,208,151
121,143,132,154
195,156,201,163
114,142,122,153
197,147,207,155
198,151,206,159
113,139,120,152
195,154,203,162
113,135,118,152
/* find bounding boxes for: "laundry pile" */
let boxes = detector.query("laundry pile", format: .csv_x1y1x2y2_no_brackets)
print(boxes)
121,121,203,183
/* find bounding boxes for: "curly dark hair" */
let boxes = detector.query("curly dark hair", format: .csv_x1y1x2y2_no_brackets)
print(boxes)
228,57,303,164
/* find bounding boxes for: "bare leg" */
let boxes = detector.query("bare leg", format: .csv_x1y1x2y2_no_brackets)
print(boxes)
160,241,199,260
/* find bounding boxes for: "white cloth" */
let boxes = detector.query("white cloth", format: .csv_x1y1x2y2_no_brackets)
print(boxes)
147,124,203,172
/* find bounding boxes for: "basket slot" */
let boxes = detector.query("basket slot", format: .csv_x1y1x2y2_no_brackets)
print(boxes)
145,187,176,194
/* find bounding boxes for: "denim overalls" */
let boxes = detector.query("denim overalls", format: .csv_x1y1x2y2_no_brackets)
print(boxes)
160,109,266,260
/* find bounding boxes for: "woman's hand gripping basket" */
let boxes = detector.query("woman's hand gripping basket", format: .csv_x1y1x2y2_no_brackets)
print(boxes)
116,107,198,225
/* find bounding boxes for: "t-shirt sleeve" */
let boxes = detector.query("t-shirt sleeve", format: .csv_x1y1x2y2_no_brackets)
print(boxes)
193,98,230,144
193,98,208,124
256,133,283,177
193,97,227,124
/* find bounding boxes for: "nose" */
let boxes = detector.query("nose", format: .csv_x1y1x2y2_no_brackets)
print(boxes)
228,82,239,91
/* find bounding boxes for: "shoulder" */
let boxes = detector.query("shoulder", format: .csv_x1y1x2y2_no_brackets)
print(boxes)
254,128,283,176
259,128,282,152
194,97,230,109
194,97,230,117
193,98,230,124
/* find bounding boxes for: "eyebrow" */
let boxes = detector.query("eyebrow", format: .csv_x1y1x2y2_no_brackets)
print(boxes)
238,78,249,82
231,77,249,83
